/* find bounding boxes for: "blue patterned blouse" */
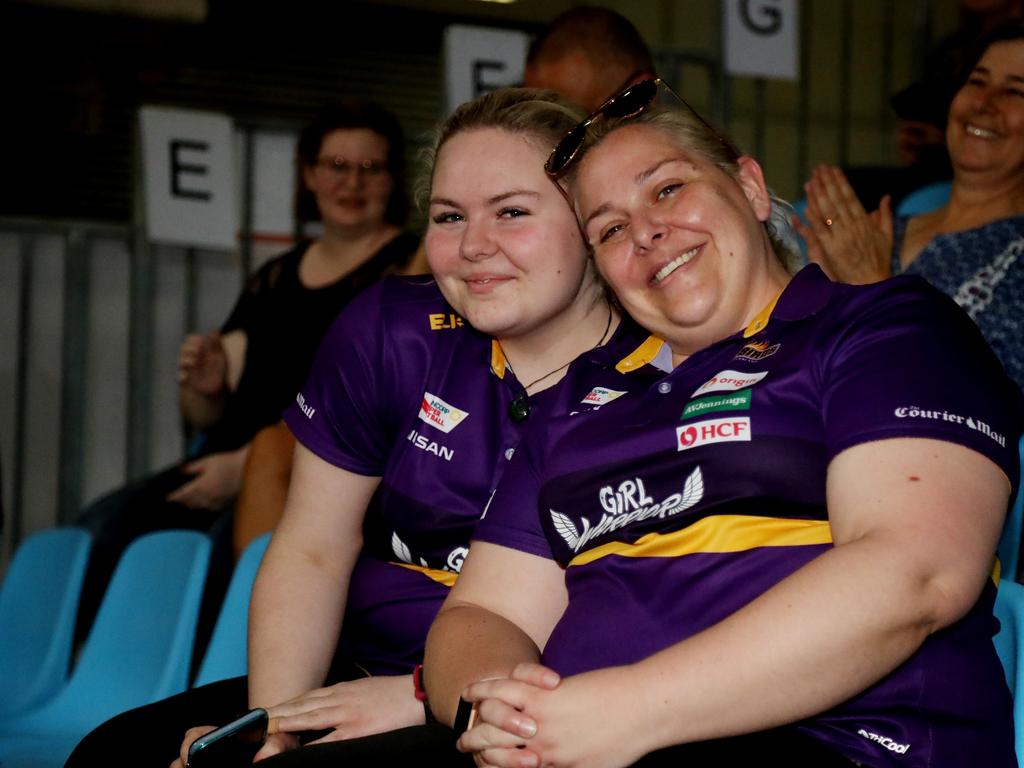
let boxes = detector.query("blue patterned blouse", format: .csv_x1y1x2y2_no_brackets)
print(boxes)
893,215,1024,391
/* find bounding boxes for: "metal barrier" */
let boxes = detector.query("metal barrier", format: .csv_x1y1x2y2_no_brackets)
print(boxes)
0,0,945,559
0,219,247,558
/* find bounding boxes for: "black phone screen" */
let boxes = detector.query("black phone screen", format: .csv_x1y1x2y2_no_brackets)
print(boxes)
186,708,268,768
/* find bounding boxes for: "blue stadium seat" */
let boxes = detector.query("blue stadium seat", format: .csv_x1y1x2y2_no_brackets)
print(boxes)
895,180,952,217
994,579,1024,762
997,437,1024,583
193,532,271,687
0,527,91,717
0,530,211,768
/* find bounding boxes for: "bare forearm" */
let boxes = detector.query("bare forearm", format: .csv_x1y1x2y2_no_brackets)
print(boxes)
424,603,542,726
626,536,975,754
247,542,353,708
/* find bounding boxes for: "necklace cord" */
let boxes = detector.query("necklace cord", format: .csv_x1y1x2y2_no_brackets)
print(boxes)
505,303,614,422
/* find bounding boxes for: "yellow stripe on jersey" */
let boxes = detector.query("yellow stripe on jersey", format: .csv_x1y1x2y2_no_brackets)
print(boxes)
743,292,782,338
568,514,833,567
490,340,507,379
392,562,458,587
615,335,665,373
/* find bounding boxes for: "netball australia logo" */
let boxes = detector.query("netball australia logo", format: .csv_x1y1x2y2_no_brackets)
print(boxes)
550,467,704,552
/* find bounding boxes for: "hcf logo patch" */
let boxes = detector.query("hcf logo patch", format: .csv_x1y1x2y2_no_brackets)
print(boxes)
418,392,469,433
677,416,750,451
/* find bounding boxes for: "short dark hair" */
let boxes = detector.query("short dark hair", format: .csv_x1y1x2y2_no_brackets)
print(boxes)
295,100,408,226
962,21,1024,83
527,7,654,80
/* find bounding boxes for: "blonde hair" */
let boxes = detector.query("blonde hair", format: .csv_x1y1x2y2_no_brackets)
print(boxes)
415,88,585,212
567,103,800,271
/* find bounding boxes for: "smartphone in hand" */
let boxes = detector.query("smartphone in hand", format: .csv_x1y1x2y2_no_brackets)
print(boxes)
186,708,268,768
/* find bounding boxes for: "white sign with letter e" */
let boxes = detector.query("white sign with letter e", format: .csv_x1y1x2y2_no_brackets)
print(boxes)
724,0,799,81
444,24,529,115
139,106,238,250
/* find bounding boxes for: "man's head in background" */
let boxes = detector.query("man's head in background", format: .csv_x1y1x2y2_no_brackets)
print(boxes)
524,6,655,112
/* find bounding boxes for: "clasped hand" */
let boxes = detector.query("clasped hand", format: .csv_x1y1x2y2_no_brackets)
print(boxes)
459,663,647,768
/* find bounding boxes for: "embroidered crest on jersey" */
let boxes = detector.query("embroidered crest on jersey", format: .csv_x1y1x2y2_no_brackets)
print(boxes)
692,369,767,397
734,339,780,362
550,467,704,552
418,392,469,433
677,417,751,451
581,387,627,406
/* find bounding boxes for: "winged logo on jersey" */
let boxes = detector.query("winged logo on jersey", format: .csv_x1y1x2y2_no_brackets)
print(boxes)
391,531,429,567
550,466,705,553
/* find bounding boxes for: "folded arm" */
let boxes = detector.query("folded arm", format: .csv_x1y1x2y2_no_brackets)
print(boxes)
424,541,568,726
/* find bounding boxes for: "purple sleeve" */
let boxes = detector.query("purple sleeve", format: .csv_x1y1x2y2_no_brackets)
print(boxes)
473,426,556,559
821,277,1023,490
283,283,393,476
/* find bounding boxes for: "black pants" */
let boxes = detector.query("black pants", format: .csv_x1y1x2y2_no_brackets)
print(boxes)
255,722,861,768
66,661,369,768
74,462,235,668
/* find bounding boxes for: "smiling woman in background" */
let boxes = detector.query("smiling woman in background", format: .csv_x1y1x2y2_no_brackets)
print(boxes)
72,99,421,655
798,23,1024,390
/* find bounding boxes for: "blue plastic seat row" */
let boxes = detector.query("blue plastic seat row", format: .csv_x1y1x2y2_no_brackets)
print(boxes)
0,528,270,768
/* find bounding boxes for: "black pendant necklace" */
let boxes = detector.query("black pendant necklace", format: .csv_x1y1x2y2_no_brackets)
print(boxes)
508,390,532,422
505,305,614,422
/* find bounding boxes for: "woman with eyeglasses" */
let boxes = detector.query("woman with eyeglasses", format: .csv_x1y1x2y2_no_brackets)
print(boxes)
797,23,1024,392
253,81,1024,768
67,89,641,767
70,99,422,669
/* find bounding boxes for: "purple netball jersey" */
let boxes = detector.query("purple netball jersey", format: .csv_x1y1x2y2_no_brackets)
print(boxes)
284,275,646,676
476,265,1023,768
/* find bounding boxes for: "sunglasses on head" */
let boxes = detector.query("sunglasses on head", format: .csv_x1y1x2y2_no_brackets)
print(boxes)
544,77,733,178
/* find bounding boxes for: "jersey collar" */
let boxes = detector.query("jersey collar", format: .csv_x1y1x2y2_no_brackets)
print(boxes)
610,265,835,375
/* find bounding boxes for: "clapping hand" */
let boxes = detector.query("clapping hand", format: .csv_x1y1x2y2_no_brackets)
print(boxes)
794,165,894,284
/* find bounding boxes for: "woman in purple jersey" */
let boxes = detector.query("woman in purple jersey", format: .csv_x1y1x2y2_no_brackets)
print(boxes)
65,89,633,768
416,80,1022,768
158,90,628,766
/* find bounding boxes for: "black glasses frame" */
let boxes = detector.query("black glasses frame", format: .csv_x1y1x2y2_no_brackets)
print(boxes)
544,77,734,178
